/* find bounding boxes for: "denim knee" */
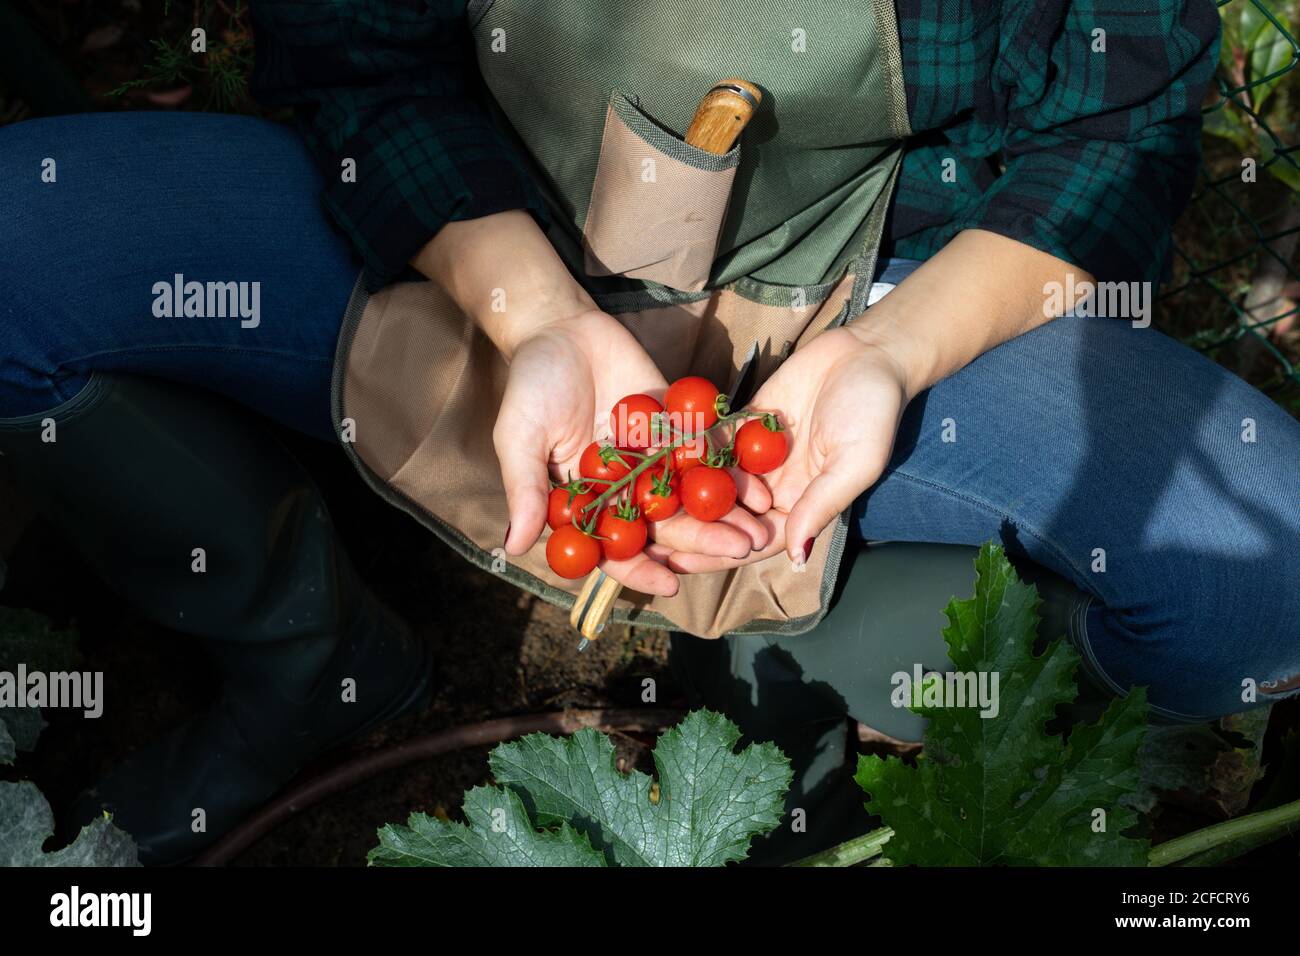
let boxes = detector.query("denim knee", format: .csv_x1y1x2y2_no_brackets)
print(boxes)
1078,418,1300,722
0,117,94,417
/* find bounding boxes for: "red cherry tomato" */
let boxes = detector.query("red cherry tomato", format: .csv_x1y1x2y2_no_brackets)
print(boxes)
734,416,788,475
579,441,634,484
610,394,664,452
546,525,601,579
679,466,737,522
596,507,648,561
671,435,709,474
634,469,681,522
665,376,721,434
547,485,598,530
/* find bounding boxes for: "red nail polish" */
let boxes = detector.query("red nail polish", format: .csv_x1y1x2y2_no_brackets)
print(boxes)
803,538,814,559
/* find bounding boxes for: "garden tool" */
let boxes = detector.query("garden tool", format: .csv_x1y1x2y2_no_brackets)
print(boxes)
0,373,432,864
571,78,762,646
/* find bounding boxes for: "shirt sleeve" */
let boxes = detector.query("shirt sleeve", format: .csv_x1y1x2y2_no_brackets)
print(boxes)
250,0,548,290
959,0,1220,285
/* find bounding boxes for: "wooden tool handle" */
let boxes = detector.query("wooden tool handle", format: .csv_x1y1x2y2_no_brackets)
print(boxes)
684,79,762,154
570,78,760,647
569,569,623,641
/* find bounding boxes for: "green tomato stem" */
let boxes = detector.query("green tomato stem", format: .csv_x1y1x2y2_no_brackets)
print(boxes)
578,405,769,520
583,445,676,515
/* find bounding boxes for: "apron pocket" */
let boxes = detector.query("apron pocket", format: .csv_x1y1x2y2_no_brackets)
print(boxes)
582,91,740,292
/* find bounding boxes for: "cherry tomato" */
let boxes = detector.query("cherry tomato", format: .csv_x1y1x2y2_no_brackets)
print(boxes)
671,435,709,474
546,524,601,579
665,376,721,434
680,466,737,522
634,469,681,522
547,485,598,530
596,507,649,561
735,416,788,475
610,394,664,452
579,441,634,484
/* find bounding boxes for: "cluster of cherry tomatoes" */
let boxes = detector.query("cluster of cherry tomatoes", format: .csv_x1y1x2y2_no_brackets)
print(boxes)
544,375,789,579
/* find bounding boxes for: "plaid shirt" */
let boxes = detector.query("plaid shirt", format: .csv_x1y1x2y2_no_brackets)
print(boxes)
251,0,1220,291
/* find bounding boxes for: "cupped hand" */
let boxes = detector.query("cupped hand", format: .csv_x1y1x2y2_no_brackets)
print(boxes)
495,307,767,595
665,327,911,574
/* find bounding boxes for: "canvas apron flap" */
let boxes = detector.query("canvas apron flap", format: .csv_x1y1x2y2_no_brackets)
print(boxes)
331,0,912,639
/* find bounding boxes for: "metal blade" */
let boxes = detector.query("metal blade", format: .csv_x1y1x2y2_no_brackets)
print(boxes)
728,340,761,410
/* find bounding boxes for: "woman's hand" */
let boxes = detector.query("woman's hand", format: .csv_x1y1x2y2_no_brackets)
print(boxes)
495,308,672,593
665,326,912,573
413,212,767,596
664,230,1091,574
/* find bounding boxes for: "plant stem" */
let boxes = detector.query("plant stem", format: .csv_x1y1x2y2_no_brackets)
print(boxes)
580,408,763,517
582,445,677,516
785,794,1300,867
1147,794,1300,867
786,827,894,867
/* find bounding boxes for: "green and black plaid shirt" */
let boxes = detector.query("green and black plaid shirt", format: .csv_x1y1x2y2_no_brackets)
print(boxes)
251,0,1220,291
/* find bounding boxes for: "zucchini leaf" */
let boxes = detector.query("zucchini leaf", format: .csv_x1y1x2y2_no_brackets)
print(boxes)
855,543,1150,866
371,710,792,867
0,781,139,867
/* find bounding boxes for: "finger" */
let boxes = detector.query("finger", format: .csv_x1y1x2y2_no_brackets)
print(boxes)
714,502,771,550
600,551,679,597
644,541,676,564
647,512,754,559
784,457,871,567
668,511,786,573
733,469,772,514
493,414,551,556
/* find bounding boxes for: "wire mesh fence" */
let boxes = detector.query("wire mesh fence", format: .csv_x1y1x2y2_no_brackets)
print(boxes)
1159,0,1300,409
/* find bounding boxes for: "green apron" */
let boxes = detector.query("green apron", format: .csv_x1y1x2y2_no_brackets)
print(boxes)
331,0,912,639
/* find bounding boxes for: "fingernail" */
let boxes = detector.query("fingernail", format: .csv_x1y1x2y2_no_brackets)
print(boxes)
790,538,813,573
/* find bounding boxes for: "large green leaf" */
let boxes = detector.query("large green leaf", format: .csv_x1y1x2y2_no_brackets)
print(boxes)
371,710,792,867
855,543,1150,866
371,785,605,866
0,781,138,867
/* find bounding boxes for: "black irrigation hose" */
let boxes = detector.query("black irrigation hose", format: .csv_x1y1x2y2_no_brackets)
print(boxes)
193,707,685,866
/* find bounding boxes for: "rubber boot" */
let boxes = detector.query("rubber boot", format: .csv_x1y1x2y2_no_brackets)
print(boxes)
0,373,432,864
671,540,1105,864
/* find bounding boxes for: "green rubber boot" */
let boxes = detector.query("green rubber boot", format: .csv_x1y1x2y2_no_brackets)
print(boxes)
671,540,1102,864
0,373,432,864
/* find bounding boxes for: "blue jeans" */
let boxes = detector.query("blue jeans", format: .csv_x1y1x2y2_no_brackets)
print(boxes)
0,112,354,441
2,113,1298,721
